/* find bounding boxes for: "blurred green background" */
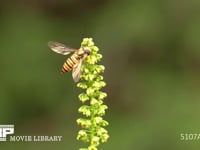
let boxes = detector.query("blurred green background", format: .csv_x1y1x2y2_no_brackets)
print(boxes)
0,0,200,149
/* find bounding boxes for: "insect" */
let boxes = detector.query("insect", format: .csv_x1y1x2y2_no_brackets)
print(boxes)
48,41,90,82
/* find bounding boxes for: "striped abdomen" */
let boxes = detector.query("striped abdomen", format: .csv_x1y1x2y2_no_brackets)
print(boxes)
61,53,81,73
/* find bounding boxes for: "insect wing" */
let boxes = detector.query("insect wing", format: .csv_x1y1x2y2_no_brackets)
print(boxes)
72,59,83,82
48,41,76,55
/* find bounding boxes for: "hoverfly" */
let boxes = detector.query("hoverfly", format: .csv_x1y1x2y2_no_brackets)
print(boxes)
48,41,90,82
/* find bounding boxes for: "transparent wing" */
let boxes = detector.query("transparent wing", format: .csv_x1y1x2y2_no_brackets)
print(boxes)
48,41,76,55
72,59,83,82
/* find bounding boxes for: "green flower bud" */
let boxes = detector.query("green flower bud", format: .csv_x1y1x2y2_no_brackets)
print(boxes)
98,91,107,100
94,117,103,125
77,118,92,129
101,133,109,143
95,65,105,73
91,136,100,146
100,120,109,126
88,146,97,150
90,98,98,105
93,46,99,52
96,75,103,81
77,130,89,142
97,105,108,116
97,127,108,136
96,54,103,61
86,87,95,96
77,82,88,89
78,105,91,117
79,93,89,102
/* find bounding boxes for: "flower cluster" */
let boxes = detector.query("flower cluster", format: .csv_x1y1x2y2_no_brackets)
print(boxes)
76,38,109,150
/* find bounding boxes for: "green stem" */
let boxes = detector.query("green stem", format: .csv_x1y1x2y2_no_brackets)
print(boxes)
90,105,95,144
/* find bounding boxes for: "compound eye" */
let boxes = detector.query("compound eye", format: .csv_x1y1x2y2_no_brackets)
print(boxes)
84,47,91,54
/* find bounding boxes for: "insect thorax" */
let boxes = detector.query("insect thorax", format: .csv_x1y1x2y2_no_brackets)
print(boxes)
77,48,89,58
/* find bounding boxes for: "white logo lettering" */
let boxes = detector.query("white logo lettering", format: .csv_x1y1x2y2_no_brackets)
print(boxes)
0,125,14,141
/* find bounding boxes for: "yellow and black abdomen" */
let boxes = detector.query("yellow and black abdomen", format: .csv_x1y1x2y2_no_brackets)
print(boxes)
61,53,80,73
